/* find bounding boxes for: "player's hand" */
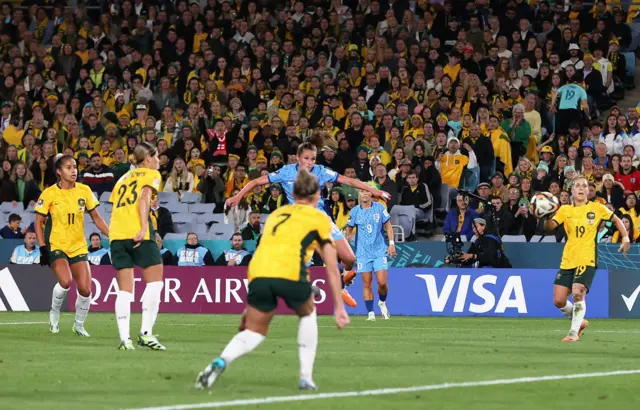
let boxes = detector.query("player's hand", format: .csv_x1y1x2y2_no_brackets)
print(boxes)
388,243,396,258
39,245,49,266
334,308,350,329
460,253,474,261
133,229,145,246
226,195,241,207
374,189,391,201
619,240,631,257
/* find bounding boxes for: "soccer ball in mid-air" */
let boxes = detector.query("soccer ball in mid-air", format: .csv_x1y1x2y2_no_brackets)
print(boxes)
531,192,560,219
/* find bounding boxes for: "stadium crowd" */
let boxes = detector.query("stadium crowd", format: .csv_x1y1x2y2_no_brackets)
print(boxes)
0,0,639,248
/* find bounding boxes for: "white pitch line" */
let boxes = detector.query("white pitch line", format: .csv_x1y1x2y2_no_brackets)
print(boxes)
0,321,47,325
124,369,640,410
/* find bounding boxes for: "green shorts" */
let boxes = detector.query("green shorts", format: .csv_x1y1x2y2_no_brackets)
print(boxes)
554,266,597,291
110,240,162,270
247,278,312,313
50,250,88,265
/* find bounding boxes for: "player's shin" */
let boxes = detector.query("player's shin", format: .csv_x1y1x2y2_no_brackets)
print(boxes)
219,330,265,364
115,290,133,342
141,281,164,336
51,283,69,313
74,292,91,326
298,310,318,384
569,299,586,337
558,300,574,319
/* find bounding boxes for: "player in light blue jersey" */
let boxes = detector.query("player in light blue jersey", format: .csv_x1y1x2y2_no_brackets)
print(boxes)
226,133,391,308
345,182,396,321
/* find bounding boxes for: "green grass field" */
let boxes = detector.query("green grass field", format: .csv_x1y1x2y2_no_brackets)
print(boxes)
1,313,640,410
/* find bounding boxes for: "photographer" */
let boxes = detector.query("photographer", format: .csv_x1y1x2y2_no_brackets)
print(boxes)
198,165,226,208
446,218,510,268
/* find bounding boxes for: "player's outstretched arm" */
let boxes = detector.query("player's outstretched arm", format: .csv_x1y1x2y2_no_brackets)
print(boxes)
337,174,391,201
89,209,109,237
226,175,269,207
611,214,630,256
317,242,349,329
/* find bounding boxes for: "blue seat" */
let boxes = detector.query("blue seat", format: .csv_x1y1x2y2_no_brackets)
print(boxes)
208,223,237,240
197,213,225,225
172,213,193,233
99,191,112,203
189,203,216,214
180,192,201,204
0,202,24,214
167,203,189,214
158,192,179,206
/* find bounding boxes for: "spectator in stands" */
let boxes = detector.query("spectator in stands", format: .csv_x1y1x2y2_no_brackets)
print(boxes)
502,104,532,167
615,155,640,192
506,186,537,238
373,163,397,210
174,233,215,267
87,233,111,265
197,165,225,208
156,233,174,266
391,170,432,241
9,161,40,208
443,194,480,240
215,233,252,266
486,196,514,236
225,188,250,231
262,184,287,214
241,212,262,242
150,198,174,239
111,149,131,181
490,172,509,203
9,231,40,264
598,174,625,210
471,182,491,215
81,154,114,196
224,164,248,198
163,157,194,193
0,213,26,239
440,137,478,201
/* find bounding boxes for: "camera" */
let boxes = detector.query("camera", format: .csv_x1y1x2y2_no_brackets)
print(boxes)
444,232,465,265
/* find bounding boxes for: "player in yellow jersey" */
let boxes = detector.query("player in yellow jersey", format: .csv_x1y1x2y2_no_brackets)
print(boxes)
108,142,165,351
196,168,349,391
34,155,109,336
541,176,629,342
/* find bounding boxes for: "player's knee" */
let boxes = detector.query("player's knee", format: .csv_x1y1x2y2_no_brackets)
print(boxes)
572,283,587,298
58,277,73,289
362,279,373,290
378,283,388,294
553,296,567,308
77,284,91,298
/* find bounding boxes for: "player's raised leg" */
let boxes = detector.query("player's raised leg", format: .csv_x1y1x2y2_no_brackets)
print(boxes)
115,266,135,350
553,280,574,320
196,303,270,389
334,235,357,308
48,259,72,334
138,264,165,350
70,261,93,336
375,259,390,319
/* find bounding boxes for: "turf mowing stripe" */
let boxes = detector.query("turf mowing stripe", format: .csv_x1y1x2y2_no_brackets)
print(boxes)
0,321,47,325
124,369,640,410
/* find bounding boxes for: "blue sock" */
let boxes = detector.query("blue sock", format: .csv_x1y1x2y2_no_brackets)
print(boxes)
379,293,387,302
365,300,374,313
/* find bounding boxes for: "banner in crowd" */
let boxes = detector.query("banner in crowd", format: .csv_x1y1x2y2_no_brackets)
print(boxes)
67,266,335,315
343,268,610,318
608,269,640,318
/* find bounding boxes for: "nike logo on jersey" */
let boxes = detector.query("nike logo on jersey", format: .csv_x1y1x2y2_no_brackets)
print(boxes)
621,285,640,312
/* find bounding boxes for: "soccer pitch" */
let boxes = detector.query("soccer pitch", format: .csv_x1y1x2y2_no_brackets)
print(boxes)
1,313,640,410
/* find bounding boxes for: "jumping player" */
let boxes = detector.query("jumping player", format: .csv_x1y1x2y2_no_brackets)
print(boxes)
35,155,109,336
345,182,396,321
109,142,166,350
541,176,629,342
226,133,390,307
196,168,349,391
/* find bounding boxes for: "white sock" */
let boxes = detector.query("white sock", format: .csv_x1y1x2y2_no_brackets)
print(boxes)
558,300,574,319
74,293,91,327
298,310,318,383
51,283,69,313
115,291,133,342
141,281,164,336
569,300,586,336
220,330,265,365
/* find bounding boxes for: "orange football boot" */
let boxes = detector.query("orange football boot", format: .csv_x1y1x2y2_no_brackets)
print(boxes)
578,320,589,337
562,335,580,342
343,270,357,286
342,289,357,307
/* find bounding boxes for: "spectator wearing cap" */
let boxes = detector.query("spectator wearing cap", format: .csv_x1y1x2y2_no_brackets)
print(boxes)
598,173,625,210
318,145,345,175
615,155,640,192
532,163,551,192
490,172,509,203
391,158,412,192
539,145,554,167
440,136,478,200
391,169,433,241
471,182,492,215
81,153,115,196
353,145,372,181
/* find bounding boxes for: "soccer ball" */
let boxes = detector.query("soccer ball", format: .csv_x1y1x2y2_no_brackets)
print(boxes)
530,192,560,219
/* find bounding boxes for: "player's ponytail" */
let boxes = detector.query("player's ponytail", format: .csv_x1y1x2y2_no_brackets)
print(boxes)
296,131,325,156
293,167,320,199
131,142,157,166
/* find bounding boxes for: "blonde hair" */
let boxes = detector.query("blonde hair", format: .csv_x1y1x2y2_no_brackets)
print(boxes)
168,157,189,191
293,167,320,199
130,142,157,166
10,161,34,183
